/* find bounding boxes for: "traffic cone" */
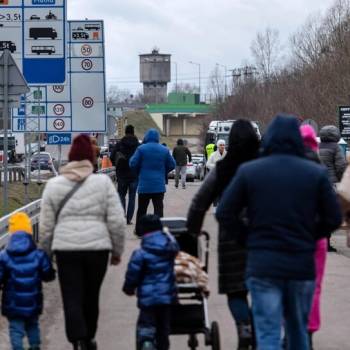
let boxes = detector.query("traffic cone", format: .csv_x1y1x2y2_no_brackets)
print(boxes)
101,155,109,169
107,157,113,168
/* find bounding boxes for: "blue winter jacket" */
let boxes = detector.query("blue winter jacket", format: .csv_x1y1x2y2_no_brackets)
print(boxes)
216,115,343,281
123,230,179,308
0,232,55,319
129,129,176,194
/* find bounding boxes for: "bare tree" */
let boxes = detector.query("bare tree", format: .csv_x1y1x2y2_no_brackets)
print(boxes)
251,27,282,79
207,66,225,104
107,85,133,104
171,83,198,94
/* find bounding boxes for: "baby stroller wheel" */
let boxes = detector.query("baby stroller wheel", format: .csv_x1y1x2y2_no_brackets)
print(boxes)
211,321,221,350
188,334,198,349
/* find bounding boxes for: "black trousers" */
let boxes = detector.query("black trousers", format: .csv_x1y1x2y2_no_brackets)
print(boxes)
56,251,109,343
136,193,164,231
137,306,171,350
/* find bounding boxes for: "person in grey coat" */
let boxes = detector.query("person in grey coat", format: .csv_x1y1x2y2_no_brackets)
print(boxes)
187,120,260,350
319,125,347,252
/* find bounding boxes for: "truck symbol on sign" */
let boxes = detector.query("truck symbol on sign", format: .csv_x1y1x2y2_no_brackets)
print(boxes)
30,27,57,40
0,41,16,53
85,24,101,31
31,45,55,55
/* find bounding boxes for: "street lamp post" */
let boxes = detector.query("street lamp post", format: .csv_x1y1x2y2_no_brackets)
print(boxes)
216,63,227,99
189,61,201,101
172,61,178,93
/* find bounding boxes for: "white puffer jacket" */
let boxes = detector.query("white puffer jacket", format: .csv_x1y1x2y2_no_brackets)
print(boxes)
39,160,126,257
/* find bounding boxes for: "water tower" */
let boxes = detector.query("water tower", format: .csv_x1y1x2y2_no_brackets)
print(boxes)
140,48,171,103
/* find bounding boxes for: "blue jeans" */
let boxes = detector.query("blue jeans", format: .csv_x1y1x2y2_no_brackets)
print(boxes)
117,179,138,223
247,277,315,350
8,317,40,350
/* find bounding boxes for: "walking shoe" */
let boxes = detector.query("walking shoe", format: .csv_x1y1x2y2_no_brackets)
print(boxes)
73,340,88,350
308,332,314,350
28,347,40,350
141,341,155,350
328,245,337,252
86,339,97,350
182,185,186,189
237,322,253,350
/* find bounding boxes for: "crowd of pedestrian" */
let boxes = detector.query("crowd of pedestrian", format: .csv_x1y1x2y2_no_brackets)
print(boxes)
1,115,349,350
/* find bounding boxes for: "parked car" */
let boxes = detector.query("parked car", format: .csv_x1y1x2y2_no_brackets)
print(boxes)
30,152,54,171
192,153,206,180
167,162,196,182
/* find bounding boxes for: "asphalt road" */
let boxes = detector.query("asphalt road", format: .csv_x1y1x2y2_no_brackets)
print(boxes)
1,180,350,349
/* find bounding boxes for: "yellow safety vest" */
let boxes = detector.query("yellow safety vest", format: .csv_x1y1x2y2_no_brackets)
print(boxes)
206,143,215,159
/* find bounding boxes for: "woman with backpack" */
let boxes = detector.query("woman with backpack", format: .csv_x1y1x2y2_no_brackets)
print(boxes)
39,134,127,350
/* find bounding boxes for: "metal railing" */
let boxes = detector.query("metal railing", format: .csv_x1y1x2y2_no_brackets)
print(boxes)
0,167,116,247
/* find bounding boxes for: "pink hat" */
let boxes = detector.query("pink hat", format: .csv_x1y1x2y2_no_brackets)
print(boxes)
300,125,319,152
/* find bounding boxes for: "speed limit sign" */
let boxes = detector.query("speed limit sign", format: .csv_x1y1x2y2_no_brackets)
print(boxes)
53,104,65,116
53,119,65,130
81,59,93,71
82,97,94,109
81,44,92,56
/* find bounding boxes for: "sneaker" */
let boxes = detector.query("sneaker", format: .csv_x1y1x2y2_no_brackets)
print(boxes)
182,186,186,189
141,341,155,350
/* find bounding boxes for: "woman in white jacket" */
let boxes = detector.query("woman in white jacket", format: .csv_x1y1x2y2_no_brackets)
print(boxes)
39,134,126,350
206,139,227,171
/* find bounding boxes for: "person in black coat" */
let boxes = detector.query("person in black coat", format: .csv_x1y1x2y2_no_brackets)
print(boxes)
216,115,342,350
111,125,140,224
187,120,260,349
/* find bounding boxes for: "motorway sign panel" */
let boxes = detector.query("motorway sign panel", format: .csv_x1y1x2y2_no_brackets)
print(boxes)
47,132,71,145
339,106,350,141
11,20,107,133
0,0,67,84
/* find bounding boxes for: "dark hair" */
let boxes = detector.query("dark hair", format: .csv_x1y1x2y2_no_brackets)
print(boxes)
136,214,163,236
68,134,95,164
177,139,184,146
125,125,135,135
216,120,260,194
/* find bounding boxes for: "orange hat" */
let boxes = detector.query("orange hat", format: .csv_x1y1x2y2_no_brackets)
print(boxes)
8,212,33,235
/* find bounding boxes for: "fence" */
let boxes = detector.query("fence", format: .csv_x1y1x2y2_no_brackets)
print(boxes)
0,167,116,247
0,166,25,186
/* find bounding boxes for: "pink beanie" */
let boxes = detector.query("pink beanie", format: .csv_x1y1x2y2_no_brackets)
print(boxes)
300,125,319,152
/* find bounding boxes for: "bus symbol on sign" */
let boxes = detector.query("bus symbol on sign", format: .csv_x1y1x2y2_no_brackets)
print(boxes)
53,104,65,115
53,85,64,93
53,119,65,130
81,59,93,71
82,97,94,109
81,44,92,56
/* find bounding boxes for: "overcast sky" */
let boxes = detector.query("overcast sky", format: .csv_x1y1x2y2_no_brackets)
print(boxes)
68,0,336,95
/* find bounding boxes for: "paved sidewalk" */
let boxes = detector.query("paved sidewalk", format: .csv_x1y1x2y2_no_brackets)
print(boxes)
1,180,350,349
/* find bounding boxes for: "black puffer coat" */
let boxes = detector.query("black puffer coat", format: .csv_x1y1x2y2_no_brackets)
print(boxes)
187,168,246,294
319,126,347,183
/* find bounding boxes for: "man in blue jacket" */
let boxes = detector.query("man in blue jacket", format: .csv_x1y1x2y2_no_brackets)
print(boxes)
216,115,342,350
130,129,176,235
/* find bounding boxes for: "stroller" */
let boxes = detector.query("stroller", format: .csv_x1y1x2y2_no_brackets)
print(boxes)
161,217,221,350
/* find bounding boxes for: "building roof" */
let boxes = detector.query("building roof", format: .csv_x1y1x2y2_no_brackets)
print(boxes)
146,103,212,114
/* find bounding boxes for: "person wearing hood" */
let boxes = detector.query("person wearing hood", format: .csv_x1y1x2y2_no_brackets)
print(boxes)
123,214,179,350
130,129,176,234
319,125,347,252
39,134,127,350
216,115,342,350
0,212,55,350
206,139,227,171
111,125,140,224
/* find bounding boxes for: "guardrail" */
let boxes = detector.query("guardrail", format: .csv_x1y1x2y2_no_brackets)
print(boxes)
0,167,116,248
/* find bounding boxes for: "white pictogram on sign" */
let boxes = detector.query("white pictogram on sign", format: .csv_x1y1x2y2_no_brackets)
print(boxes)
53,119,65,130
53,85,64,93
53,104,65,115
81,44,92,56
82,97,94,108
81,59,93,71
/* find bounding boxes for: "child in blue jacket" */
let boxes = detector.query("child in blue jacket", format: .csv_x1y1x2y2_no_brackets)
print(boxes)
123,215,179,350
0,212,55,350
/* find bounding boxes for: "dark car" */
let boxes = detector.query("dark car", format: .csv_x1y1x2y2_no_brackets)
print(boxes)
30,152,54,171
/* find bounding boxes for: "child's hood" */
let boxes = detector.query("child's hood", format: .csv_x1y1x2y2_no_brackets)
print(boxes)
142,230,179,256
6,232,36,256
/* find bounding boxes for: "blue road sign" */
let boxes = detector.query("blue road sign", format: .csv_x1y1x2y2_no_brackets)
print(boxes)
17,118,26,131
47,133,71,145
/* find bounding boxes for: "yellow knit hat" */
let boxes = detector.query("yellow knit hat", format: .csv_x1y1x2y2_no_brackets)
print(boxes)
8,212,33,235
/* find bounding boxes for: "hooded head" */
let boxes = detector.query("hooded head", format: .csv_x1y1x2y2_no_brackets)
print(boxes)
9,212,33,235
261,115,305,157
69,134,95,164
137,214,163,237
300,125,319,152
125,125,135,135
177,139,184,146
143,129,160,144
320,125,341,143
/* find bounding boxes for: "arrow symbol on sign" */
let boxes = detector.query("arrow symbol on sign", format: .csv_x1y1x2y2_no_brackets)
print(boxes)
0,15,5,20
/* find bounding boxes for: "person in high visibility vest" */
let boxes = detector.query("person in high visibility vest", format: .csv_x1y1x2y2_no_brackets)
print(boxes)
205,143,215,160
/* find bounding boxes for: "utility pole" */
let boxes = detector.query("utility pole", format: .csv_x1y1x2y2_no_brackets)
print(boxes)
216,63,227,99
189,61,201,101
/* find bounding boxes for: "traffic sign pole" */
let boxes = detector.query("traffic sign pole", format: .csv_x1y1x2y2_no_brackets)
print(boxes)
36,86,41,184
2,49,9,215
